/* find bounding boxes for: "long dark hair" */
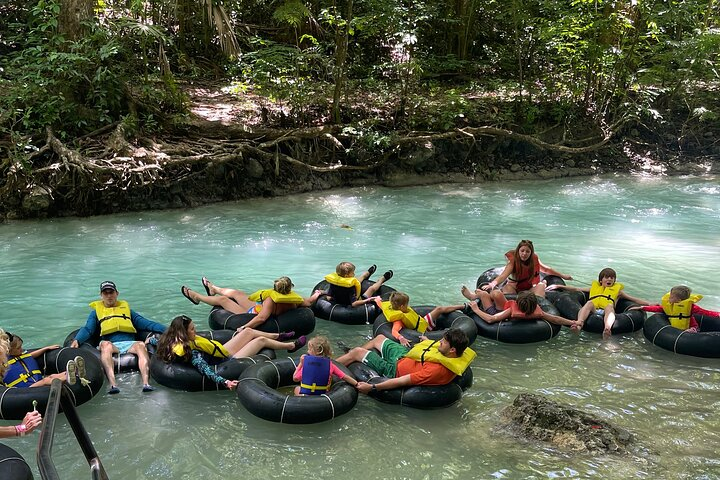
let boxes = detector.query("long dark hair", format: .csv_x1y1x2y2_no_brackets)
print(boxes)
156,315,193,363
512,239,536,280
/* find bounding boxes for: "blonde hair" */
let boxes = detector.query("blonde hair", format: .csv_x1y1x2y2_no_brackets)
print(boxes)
336,262,356,277
389,292,410,310
670,285,691,301
308,336,332,357
0,329,9,378
273,276,293,295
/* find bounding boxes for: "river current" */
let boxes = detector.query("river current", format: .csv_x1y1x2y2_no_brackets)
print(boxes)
1,175,719,479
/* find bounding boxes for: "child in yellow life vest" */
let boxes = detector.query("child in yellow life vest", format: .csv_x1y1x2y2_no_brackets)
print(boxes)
292,336,358,396
2,332,88,388
322,261,393,307
630,285,720,333
376,292,466,347
549,268,649,338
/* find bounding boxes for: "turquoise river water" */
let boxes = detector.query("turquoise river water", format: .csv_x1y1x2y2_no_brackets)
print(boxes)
1,175,720,479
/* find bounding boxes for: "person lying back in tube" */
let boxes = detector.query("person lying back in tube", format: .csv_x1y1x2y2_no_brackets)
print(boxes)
336,328,476,393
182,276,322,330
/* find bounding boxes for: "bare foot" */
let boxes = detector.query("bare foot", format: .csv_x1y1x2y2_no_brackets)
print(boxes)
460,285,477,300
602,327,612,339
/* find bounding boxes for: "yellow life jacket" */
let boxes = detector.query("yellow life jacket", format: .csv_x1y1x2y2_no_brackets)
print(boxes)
379,301,429,333
324,273,361,298
90,300,137,336
248,289,305,305
404,340,476,376
172,336,230,359
661,292,703,330
588,281,624,309
3,353,43,387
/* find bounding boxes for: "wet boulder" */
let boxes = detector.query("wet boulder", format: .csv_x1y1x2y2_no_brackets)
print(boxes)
501,393,634,454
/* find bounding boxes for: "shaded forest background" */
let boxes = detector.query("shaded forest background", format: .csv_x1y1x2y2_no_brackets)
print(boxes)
1,0,718,218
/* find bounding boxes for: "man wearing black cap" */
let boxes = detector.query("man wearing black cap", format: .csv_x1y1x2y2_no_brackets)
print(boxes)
71,281,166,394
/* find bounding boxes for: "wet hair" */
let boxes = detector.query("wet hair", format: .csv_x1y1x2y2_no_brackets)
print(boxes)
443,328,469,356
308,336,332,358
0,329,9,377
516,291,539,315
511,239,536,279
156,315,194,363
670,285,691,301
274,276,293,295
336,262,356,277
389,292,410,310
598,268,617,281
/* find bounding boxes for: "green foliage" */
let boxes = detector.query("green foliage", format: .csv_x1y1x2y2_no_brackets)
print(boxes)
1,17,126,136
0,0,188,139
273,0,312,29
233,38,332,124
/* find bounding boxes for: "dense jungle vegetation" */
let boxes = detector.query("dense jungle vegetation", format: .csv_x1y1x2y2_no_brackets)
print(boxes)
0,0,718,218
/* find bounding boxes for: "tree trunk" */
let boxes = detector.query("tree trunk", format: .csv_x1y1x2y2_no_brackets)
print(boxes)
331,0,353,124
58,0,94,41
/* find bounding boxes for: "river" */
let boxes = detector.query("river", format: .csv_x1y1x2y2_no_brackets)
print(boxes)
1,174,719,479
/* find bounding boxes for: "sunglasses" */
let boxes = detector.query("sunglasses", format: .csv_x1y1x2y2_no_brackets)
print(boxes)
6,333,21,343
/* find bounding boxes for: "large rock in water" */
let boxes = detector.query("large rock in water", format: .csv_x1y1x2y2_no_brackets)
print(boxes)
501,393,634,454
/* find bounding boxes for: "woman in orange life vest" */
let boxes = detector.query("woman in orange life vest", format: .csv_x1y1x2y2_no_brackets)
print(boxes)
467,290,580,328
181,276,322,330
292,336,358,396
549,267,649,338
0,329,43,438
481,240,573,297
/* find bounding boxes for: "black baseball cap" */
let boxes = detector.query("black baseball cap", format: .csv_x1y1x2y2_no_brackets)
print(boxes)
100,281,118,292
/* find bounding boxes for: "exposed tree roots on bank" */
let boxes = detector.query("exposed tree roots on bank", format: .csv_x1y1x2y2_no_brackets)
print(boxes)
0,115,716,220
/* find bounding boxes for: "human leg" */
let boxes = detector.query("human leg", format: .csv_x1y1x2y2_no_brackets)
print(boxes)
357,264,377,283
363,270,393,297
426,304,464,330
182,286,251,314
602,304,616,338
127,341,153,390
489,289,507,309
99,341,120,392
571,301,594,332
29,372,66,387
231,336,306,358
204,279,253,305
336,335,388,365
460,285,479,301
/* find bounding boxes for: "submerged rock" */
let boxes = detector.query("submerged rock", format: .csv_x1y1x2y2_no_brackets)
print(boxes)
500,393,634,455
